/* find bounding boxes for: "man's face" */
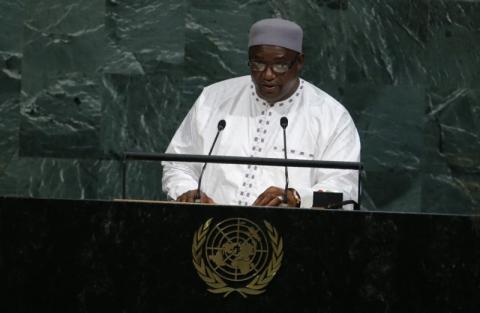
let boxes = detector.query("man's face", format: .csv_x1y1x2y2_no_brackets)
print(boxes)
249,45,304,104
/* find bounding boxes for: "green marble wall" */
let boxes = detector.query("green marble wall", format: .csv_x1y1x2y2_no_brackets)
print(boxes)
0,0,479,213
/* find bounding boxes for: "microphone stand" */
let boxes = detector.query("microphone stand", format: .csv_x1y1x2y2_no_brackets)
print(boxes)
280,117,289,207
194,120,226,203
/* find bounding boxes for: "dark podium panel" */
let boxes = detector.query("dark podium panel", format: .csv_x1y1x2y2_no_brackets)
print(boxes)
1,197,479,313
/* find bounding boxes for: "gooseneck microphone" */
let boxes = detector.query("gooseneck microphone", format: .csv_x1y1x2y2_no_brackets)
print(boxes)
195,119,226,203
280,116,289,206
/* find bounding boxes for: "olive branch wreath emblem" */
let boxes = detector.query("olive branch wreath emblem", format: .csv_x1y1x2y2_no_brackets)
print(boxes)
192,218,283,298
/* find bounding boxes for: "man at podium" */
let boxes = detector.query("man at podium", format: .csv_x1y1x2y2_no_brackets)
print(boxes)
162,18,360,209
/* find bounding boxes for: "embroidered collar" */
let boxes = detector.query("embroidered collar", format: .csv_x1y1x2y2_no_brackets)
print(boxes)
250,79,304,109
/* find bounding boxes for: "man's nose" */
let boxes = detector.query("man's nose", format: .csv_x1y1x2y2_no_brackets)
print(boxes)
262,66,277,81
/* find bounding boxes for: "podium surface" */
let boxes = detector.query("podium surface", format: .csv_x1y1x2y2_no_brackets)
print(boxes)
1,197,479,313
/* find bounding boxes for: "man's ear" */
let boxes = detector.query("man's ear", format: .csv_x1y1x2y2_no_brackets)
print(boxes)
296,53,305,71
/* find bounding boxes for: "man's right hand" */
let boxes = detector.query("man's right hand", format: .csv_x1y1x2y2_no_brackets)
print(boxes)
176,189,215,204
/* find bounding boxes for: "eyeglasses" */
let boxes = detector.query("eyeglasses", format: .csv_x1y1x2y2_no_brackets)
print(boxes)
248,57,298,74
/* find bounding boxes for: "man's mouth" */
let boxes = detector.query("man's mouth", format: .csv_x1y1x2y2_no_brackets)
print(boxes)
261,84,278,93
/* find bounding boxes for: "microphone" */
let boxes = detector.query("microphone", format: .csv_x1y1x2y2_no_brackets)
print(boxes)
280,116,289,207
195,119,226,203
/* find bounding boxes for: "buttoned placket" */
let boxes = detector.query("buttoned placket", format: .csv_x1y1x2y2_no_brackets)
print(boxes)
237,80,304,206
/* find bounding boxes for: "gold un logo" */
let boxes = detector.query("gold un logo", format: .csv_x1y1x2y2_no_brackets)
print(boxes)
192,218,283,298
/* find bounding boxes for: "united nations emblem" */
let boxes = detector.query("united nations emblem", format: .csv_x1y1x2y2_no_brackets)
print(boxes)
192,218,283,298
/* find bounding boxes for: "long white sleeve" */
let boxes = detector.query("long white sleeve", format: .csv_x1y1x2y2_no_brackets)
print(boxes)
296,109,361,208
162,92,207,200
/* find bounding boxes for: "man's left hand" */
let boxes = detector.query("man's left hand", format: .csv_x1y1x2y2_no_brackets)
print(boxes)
253,186,300,207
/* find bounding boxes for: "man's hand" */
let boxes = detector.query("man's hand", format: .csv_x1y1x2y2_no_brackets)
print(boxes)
253,186,300,207
176,189,215,204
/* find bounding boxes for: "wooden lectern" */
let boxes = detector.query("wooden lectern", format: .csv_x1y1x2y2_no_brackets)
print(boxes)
1,196,479,313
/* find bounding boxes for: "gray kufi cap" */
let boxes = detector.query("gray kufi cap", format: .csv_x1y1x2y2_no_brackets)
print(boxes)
248,18,303,53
